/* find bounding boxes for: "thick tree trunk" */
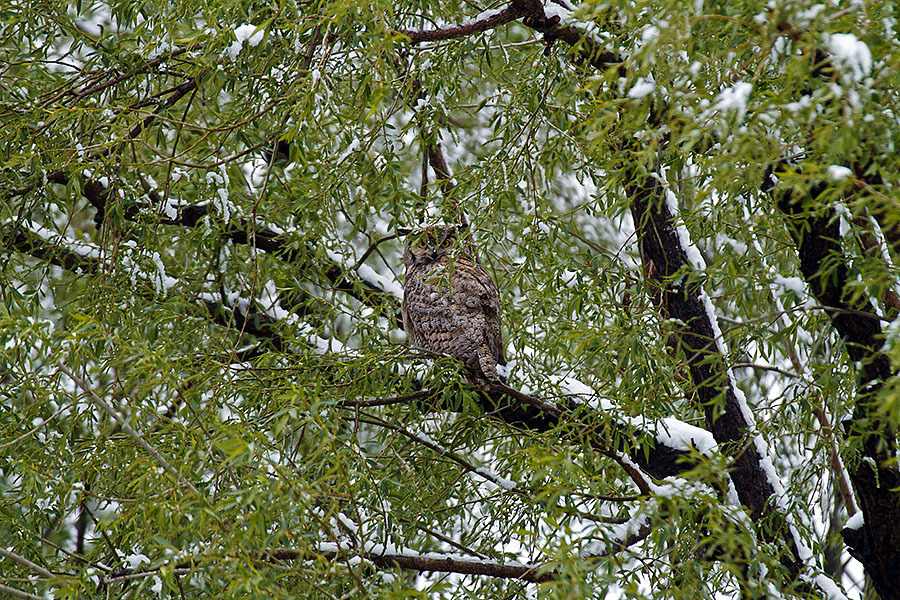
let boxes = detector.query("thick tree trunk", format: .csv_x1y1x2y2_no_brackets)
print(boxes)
626,170,805,582
772,179,900,600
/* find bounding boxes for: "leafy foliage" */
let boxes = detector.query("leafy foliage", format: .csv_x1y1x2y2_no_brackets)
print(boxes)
2,0,900,598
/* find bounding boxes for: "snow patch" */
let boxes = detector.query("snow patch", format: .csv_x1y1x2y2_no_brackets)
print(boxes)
845,511,865,531
226,24,265,59
826,33,872,83
627,77,656,99
826,165,852,181
713,81,753,121
654,418,716,454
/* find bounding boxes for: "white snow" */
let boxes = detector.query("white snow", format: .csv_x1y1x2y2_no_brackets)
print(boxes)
654,417,716,453
663,186,706,270
226,24,265,59
826,33,872,83
811,574,850,600
335,138,360,165
641,24,660,44
125,552,149,568
473,467,516,491
773,274,808,297
845,511,865,531
713,81,753,121
357,263,403,299
627,77,656,99
826,165,853,181
21,220,101,263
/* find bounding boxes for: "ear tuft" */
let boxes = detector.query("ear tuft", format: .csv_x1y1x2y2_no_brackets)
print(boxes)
397,227,413,236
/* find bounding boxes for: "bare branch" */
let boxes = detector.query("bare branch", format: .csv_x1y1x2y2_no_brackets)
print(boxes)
0,583,45,600
402,6,528,44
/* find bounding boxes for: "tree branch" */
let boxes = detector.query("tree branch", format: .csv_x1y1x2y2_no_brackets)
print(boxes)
402,5,528,44
627,170,806,582
0,583,45,600
765,171,900,598
0,548,53,579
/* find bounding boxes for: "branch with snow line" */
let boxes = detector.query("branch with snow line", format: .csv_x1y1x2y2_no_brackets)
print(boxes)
11,155,405,324
400,2,620,71
625,166,823,590
0,218,328,360
759,25,900,595
103,544,555,585
401,5,529,44
1,220,102,274
764,170,900,598
153,199,405,325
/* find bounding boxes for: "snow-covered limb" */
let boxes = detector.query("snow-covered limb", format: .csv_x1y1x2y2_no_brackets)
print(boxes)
2,219,101,274
768,160,900,598
103,543,554,584
550,374,716,456
627,166,826,586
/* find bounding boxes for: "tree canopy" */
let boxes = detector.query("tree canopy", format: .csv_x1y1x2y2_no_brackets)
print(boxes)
2,0,900,598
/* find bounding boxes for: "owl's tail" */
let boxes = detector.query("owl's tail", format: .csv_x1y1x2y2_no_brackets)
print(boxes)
477,344,505,384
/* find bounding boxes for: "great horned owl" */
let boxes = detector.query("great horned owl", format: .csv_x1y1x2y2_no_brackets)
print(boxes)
402,225,505,384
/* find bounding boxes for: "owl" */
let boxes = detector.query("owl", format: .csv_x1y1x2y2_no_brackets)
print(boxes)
402,225,506,384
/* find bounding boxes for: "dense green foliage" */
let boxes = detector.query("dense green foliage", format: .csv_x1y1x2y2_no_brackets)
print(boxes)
2,0,900,598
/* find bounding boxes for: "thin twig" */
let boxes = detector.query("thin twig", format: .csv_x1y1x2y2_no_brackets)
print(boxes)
59,365,200,496
0,583,45,600
0,548,53,579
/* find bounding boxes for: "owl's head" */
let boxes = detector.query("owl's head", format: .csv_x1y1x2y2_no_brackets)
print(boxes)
403,225,468,269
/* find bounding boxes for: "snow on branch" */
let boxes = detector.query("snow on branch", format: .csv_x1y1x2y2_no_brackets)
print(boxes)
103,543,554,585
765,165,900,597
627,166,815,583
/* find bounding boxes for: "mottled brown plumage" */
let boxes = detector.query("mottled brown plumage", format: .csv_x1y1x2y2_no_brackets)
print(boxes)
402,226,505,383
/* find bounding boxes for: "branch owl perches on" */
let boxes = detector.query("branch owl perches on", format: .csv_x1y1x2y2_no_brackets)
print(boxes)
401,225,506,385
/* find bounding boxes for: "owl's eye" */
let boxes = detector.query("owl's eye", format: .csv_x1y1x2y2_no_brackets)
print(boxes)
440,237,453,248
416,238,428,249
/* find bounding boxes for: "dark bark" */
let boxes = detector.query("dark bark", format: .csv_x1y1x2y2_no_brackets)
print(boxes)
626,171,806,581
403,5,528,44
768,174,900,600
1,223,99,274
